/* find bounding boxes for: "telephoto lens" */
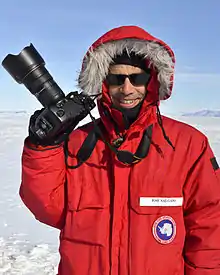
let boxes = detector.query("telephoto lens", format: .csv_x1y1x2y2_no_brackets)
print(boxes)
2,44,97,147
2,43,65,107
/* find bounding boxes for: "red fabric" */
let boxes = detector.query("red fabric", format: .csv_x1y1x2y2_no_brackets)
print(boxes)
20,26,220,275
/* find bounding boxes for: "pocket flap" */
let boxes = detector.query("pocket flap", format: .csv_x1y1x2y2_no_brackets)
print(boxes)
68,185,110,211
130,195,183,214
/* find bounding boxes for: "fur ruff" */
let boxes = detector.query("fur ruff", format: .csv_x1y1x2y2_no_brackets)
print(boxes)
78,39,174,100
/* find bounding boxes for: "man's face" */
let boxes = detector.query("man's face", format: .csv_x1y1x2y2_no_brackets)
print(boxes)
107,64,147,109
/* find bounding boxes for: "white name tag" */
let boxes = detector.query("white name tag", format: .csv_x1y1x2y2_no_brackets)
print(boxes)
139,197,183,207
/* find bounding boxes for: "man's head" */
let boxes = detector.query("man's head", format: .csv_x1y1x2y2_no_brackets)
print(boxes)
78,25,175,103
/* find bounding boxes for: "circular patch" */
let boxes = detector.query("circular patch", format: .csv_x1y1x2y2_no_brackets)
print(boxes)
152,216,176,244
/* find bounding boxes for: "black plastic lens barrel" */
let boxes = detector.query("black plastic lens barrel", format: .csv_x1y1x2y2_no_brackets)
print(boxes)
2,43,65,107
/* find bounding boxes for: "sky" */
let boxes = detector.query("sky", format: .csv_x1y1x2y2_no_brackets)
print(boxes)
0,0,219,115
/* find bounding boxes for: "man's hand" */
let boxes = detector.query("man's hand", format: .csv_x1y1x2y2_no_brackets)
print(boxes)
28,108,74,146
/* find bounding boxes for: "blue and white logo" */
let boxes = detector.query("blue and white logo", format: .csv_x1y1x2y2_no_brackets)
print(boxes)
152,216,176,244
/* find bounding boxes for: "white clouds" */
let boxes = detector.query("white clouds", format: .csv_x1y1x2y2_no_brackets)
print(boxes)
174,72,220,83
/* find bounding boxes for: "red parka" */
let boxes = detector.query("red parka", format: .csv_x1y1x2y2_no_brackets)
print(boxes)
20,26,220,275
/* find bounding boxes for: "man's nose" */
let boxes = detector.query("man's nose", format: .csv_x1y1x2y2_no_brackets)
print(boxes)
121,77,133,94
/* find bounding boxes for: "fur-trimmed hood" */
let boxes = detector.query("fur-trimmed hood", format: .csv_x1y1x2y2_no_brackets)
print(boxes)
78,25,175,101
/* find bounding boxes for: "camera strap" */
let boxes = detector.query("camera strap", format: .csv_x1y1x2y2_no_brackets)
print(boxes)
64,119,153,169
64,126,99,169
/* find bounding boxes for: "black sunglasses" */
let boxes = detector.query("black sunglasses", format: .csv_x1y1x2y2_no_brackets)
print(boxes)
106,72,151,87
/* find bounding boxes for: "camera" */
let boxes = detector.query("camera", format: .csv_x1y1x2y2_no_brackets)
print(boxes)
1,44,96,143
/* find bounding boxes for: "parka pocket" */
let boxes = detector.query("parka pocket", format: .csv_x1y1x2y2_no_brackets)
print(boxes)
63,183,110,246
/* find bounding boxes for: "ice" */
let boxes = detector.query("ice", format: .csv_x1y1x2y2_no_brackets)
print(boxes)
0,112,219,274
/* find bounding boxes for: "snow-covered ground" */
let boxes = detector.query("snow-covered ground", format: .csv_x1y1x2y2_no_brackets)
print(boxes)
0,112,219,274
0,113,60,275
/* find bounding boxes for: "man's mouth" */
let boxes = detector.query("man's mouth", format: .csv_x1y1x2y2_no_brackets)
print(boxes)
120,99,136,104
118,98,140,108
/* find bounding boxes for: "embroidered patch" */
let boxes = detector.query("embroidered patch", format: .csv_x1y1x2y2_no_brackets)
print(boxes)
210,157,219,171
152,216,176,244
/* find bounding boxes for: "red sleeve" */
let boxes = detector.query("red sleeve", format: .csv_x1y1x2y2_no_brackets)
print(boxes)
19,138,66,230
183,137,220,274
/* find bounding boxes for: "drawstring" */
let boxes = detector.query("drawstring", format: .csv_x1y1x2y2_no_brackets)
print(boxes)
156,104,175,151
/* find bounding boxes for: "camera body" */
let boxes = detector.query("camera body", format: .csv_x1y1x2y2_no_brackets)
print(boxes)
2,44,96,144
30,91,95,143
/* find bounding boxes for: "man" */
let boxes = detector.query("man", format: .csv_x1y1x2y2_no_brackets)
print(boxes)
20,25,220,274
